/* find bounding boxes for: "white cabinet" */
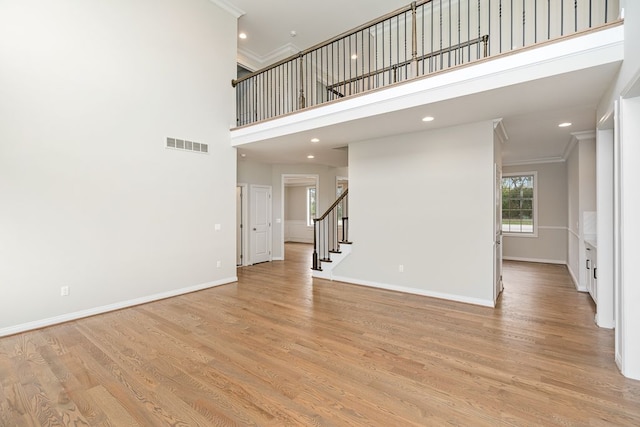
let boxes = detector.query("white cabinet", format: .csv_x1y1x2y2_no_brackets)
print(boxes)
585,242,597,303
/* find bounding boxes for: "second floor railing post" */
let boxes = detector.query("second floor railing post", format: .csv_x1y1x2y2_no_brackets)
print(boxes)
312,218,319,270
298,54,306,109
411,1,418,78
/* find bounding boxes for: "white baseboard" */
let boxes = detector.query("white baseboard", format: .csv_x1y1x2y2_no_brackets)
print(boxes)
328,275,494,308
503,256,566,265
616,352,623,372
596,314,615,329
0,277,237,337
565,264,587,292
272,257,284,261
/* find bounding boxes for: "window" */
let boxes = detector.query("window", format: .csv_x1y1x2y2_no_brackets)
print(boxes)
502,172,537,235
307,186,316,226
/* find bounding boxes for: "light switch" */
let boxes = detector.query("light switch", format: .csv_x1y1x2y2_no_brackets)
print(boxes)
214,224,221,231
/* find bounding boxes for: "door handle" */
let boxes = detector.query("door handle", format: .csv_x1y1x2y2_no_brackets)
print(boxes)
253,228,257,231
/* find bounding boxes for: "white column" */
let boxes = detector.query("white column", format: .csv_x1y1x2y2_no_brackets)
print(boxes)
619,96,640,380
596,129,614,328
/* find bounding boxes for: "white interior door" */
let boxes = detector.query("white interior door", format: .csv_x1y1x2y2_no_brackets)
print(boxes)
250,185,272,264
494,164,503,303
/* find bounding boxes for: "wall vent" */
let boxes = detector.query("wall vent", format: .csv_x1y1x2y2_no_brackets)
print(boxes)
166,137,209,154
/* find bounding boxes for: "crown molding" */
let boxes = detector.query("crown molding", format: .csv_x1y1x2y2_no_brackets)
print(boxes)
503,157,566,167
209,0,245,18
238,43,301,70
562,129,596,160
493,118,509,144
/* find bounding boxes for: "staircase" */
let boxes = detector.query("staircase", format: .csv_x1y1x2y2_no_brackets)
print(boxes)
311,189,351,279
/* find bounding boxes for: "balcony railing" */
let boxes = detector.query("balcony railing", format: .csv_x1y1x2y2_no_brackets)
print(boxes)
233,0,618,127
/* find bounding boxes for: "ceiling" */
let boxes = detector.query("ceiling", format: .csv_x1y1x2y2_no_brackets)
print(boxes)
231,0,410,68
226,0,621,167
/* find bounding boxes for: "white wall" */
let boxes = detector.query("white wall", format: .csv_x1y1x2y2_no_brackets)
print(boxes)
285,186,307,220
502,162,568,264
333,121,496,306
0,0,238,334
284,185,313,243
237,157,273,185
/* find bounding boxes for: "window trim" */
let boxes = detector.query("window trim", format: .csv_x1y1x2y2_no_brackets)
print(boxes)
501,171,538,238
306,186,316,227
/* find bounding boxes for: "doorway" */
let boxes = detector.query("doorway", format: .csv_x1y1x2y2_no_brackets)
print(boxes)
281,174,320,260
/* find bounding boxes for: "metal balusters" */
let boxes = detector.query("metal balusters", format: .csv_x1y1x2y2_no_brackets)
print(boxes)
233,0,618,126
311,190,349,271
561,0,564,35
534,0,537,43
523,0,527,47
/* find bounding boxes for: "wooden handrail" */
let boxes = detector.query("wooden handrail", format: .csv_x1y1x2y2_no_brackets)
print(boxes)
315,189,349,222
326,35,489,91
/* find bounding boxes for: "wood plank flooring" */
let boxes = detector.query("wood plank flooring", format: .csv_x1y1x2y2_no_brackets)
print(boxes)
1,243,639,426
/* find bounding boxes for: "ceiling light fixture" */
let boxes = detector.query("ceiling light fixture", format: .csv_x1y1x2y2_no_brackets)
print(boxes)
311,138,320,143
239,33,247,39
307,155,315,159
422,116,435,122
558,122,572,127
351,54,358,60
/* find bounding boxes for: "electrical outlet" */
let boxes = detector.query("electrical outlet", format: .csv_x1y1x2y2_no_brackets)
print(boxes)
60,286,70,296
214,224,221,231
398,264,404,273
216,260,221,268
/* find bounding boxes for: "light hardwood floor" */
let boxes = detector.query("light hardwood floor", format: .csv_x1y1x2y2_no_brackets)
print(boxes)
1,243,639,426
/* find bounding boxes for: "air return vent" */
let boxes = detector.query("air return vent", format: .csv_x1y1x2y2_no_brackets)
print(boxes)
166,137,209,154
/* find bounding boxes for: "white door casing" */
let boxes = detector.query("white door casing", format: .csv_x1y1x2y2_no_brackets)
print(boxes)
236,184,249,266
250,185,272,264
494,164,504,304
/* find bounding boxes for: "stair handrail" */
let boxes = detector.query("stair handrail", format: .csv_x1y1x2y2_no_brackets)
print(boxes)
312,189,349,271
315,189,349,222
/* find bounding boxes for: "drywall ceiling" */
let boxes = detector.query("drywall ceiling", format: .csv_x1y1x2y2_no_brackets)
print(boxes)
229,0,410,68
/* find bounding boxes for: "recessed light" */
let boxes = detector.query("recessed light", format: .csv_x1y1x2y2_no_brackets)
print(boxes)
290,30,297,37
422,116,435,122
307,155,315,159
311,138,320,143
240,153,246,157
351,54,358,60
558,122,572,127
239,33,247,40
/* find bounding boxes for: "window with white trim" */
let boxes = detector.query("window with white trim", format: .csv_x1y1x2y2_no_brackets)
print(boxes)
306,186,316,226
502,172,537,236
